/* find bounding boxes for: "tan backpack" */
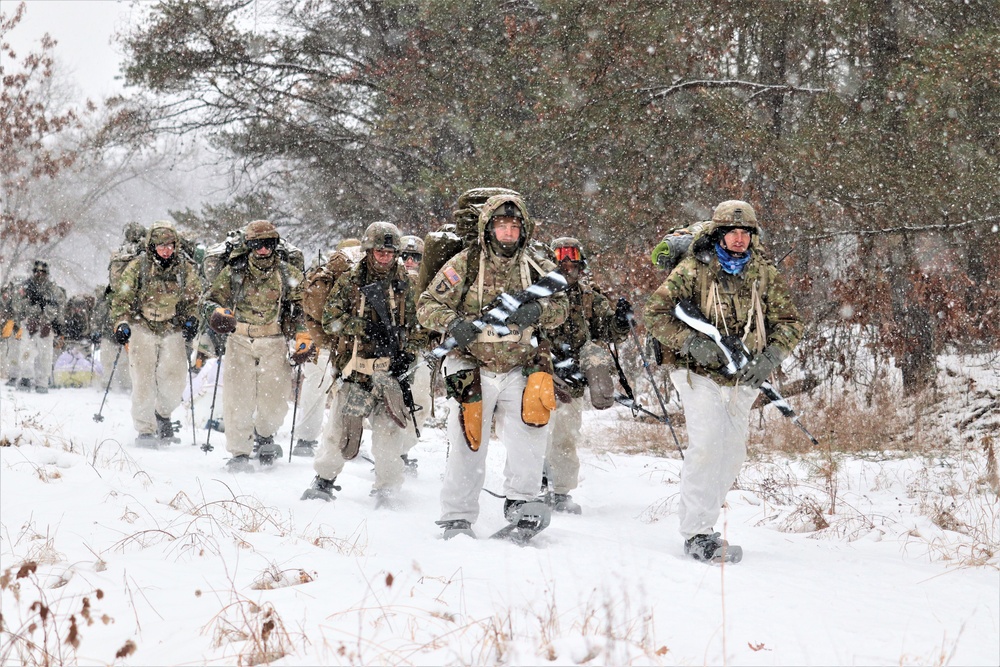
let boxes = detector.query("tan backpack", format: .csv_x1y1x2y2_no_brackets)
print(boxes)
301,250,355,349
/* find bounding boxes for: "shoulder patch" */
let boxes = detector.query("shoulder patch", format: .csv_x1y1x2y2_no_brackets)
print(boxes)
434,277,451,295
443,266,461,286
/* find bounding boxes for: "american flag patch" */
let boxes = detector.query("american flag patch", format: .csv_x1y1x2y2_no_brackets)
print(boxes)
443,266,461,286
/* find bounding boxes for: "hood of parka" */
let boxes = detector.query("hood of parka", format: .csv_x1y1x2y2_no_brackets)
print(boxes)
146,220,179,268
477,194,533,259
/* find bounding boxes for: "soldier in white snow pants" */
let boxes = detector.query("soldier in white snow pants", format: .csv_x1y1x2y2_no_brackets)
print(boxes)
222,333,292,457
127,323,189,436
439,365,548,523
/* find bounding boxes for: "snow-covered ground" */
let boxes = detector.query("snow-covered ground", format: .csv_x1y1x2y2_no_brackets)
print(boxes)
1,370,998,666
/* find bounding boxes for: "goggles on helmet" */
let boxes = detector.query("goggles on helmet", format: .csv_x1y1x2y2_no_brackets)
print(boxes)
247,238,279,252
554,246,582,263
400,252,422,263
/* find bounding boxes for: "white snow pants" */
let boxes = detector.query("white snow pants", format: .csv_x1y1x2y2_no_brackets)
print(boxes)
440,366,548,523
101,338,131,392
295,349,337,442
222,333,291,456
127,323,187,435
17,332,54,387
670,368,759,540
313,381,408,491
545,393,584,493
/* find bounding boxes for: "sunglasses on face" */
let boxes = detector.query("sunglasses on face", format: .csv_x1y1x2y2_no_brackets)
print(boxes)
401,252,422,263
247,238,279,251
554,246,582,262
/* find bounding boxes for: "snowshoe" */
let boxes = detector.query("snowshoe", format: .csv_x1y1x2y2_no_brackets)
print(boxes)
371,487,401,510
16,378,32,392
226,454,254,473
545,492,582,515
401,453,418,476
491,500,551,545
684,532,743,564
436,519,476,540
256,440,282,466
134,433,162,448
205,417,225,433
301,476,340,501
155,413,181,444
291,439,318,457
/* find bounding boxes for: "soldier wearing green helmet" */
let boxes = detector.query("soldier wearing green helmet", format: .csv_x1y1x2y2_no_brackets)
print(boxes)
645,199,803,563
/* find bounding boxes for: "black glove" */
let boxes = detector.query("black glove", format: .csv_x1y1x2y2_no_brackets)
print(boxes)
506,301,542,328
682,333,726,370
614,297,633,329
734,345,784,389
447,317,480,348
114,323,131,345
90,331,102,345
181,316,199,341
390,351,416,377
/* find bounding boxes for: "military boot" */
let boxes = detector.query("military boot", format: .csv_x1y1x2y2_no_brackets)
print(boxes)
156,413,180,444
291,439,317,457
301,476,339,501
546,492,582,515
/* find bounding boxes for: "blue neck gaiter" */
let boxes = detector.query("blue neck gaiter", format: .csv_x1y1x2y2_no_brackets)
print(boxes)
716,243,751,275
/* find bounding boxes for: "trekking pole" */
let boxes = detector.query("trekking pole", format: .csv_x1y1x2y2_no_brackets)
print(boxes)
288,362,303,462
625,315,685,459
186,347,199,447
93,343,123,423
202,353,222,453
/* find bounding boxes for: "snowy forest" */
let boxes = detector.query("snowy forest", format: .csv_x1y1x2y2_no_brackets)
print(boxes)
2,1,999,665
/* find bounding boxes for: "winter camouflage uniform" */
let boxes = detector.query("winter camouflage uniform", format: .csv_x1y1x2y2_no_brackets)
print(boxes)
110,221,203,441
397,234,432,464
204,221,305,461
311,223,421,500
544,240,629,508
644,200,803,548
417,194,568,527
9,260,66,392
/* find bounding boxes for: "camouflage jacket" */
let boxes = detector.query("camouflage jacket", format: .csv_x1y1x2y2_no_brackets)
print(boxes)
323,258,419,376
548,278,628,357
644,244,802,386
205,257,305,338
417,195,568,374
10,276,66,337
111,255,203,335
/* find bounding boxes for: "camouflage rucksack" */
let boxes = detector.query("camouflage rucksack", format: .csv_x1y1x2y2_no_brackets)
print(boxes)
650,220,713,273
203,228,305,285
62,294,95,341
301,250,357,350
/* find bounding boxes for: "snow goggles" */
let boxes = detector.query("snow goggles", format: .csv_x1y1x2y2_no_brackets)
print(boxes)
554,246,582,262
246,238,279,251
400,252,422,263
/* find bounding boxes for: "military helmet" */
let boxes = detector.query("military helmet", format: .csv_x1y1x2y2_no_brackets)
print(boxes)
491,200,524,220
550,236,587,264
148,221,178,246
454,187,521,240
361,221,402,251
711,200,758,230
32,259,50,273
244,220,280,241
400,235,424,254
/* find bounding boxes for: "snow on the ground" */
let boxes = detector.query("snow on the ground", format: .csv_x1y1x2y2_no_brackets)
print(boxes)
1,378,998,666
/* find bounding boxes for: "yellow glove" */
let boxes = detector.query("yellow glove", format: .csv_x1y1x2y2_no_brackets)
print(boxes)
1,320,14,338
521,371,557,427
290,331,316,364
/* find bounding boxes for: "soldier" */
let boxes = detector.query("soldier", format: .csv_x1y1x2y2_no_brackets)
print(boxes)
417,193,568,539
544,237,632,514
644,200,803,563
205,220,311,471
9,260,66,393
110,221,203,446
1,278,21,383
302,222,420,506
292,238,362,457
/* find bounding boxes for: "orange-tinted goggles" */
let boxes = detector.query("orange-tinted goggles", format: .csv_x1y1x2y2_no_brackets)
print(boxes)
554,246,582,262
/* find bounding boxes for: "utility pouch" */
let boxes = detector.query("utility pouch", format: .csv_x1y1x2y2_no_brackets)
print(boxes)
371,370,408,428
445,368,483,451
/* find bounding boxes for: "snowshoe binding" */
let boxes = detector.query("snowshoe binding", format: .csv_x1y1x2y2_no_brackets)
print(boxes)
401,453,418,476
253,435,282,466
436,519,476,540
301,476,340,501
291,439,318,457
545,492,582,515
226,454,254,473
155,413,181,444
684,532,743,564
491,500,551,545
